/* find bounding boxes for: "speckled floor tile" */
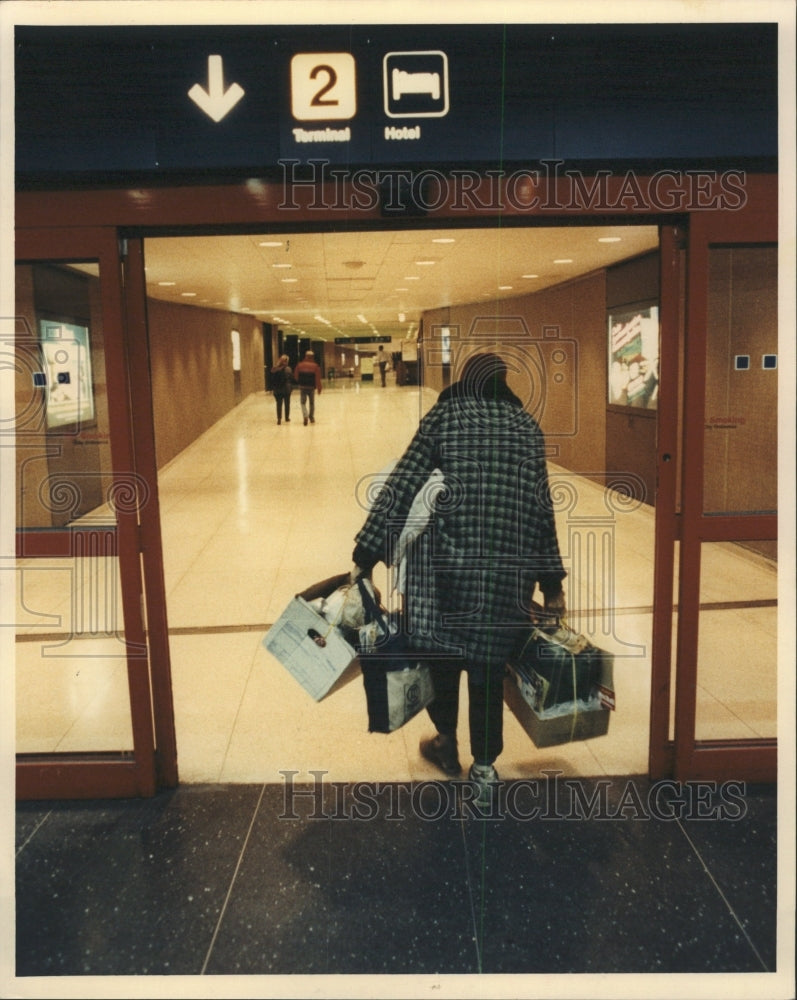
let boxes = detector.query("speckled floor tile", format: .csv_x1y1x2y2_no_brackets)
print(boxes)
14,779,778,982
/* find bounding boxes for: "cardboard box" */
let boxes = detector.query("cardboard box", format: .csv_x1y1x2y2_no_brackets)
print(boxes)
263,575,360,701
504,653,614,749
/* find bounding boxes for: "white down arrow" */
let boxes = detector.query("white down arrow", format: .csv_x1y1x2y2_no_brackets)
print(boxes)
188,55,245,122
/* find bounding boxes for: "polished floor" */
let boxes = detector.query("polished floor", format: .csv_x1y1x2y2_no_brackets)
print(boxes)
12,378,786,992
15,377,778,781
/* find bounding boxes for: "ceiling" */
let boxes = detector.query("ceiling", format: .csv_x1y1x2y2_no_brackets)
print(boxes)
142,224,659,343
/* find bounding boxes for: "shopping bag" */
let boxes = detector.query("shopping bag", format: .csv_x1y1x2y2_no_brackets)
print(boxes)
263,573,370,701
507,618,611,710
355,577,435,733
504,617,615,748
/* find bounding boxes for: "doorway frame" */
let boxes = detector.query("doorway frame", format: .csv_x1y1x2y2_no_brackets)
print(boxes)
14,171,779,794
14,226,167,799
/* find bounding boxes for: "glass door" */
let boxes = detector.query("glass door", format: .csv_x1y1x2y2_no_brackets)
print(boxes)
13,227,164,798
673,212,778,781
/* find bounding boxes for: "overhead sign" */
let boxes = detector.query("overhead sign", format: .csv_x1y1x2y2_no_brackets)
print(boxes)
334,336,392,344
188,55,245,122
383,51,449,118
13,23,777,180
290,52,357,121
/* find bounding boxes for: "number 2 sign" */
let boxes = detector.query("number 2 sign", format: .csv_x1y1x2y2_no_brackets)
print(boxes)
290,53,357,121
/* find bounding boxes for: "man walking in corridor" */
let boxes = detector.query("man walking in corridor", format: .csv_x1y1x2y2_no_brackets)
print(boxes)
294,349,323,425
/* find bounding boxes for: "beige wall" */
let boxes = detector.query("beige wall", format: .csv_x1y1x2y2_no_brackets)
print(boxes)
147,298,264,468
420,270,608,478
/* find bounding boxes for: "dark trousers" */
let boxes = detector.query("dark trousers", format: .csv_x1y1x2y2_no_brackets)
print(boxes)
299,388,315,421
275,392,291,422
426,659,504,765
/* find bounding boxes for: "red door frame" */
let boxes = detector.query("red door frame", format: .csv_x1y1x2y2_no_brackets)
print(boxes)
672,208,778,782
15,226,162,798
15,172,779,794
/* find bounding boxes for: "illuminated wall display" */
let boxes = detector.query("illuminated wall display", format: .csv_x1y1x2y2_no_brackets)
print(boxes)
38,321,95,429
608,305,660,410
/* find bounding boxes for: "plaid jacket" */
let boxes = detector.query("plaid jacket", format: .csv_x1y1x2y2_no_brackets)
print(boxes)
353,394,566,673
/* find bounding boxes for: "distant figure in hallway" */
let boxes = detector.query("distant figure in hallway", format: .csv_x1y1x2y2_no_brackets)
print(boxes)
270,355,294,425
376,345,389,387
294,350,323,425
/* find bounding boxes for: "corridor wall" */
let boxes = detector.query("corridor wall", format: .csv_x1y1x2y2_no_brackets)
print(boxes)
147,298,264,468
420,269,608,478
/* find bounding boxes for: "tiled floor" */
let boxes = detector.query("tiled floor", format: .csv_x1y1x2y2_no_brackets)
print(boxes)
15,379,778,782
12,379,786,993
13,779,781,987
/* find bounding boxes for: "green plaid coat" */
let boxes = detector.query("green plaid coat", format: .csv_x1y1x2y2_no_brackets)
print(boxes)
353,394,566,676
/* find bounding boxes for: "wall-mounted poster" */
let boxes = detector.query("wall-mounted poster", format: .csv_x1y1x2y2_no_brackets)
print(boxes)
608,304,660,410
38,321,95,429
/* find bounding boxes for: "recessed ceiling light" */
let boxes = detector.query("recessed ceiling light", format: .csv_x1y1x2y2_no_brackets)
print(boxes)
598,236,622,243
432,237,455,244
522,274,539,279
498,285,513,291
181,291,197,297
404,276,420,281
272,263,292,269
415,260,436,266
157,280,176,287
553,258,573,264
281,277,298,283
259,240,283,247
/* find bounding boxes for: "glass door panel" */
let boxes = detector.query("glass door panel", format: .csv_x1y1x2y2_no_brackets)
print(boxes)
13,231,157,798
695,244,778,743
15,261,137,753
672,202,778,781
703,246,778,517
695,541,777,741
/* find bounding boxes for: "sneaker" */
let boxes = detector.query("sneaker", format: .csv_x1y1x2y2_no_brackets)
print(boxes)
420,734,461,777
469,763,499,810
303,417,308,426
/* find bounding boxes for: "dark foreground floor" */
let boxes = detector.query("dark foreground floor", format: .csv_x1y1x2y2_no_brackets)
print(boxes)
13,776,782,992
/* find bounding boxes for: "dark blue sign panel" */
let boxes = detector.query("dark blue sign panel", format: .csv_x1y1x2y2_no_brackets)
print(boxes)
14,23,777,180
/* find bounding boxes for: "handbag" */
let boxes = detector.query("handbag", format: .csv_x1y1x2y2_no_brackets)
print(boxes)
355,577,435,733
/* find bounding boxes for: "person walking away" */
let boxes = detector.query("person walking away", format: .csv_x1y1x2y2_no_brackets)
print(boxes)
294,349,323,425
376,345,388,387
270,354,294,425
351,352,566,809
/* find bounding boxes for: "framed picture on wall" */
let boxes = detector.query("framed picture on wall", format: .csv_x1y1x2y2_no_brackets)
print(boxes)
608,303,660,410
